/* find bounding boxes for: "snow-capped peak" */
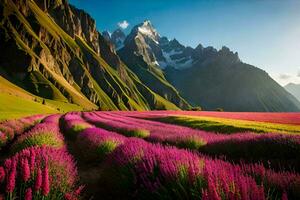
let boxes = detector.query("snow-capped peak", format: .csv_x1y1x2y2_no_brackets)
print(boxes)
143,20,152,26
137,20,160,44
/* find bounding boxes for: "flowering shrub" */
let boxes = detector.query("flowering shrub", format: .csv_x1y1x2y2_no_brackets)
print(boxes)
0,146,81,200
118,110,300,125
0,131,7,149
165,135,207,150
77,127,126,161
83,112,150,138
84,112,300,170
62,113,93,139
1,111,299,199
200,133,300,170
11,122,65,153
103,139,281,200
0,115,43,149
42,114,62,124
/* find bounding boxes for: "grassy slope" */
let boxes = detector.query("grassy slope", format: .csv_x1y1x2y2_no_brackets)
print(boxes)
0,93,55,121
125,69,180,110
2,0,183,112
76,36,180,110
1,0,97,110
26,71,68,101
0,75,83,121
156,115,300,135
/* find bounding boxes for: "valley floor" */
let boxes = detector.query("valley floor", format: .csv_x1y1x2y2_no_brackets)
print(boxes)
0,111,299,199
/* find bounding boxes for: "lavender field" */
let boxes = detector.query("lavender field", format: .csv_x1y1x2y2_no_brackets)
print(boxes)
0,111,299,200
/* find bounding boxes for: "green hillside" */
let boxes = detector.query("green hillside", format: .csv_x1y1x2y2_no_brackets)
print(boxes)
0,75,83,121
0,0,182,112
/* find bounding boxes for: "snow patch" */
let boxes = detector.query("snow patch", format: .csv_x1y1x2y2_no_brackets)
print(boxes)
158,61,168,69
137,21,160,44
152,60,160,66
159,50,193,69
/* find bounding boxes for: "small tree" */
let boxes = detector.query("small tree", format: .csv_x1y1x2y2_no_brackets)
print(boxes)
216,108,224,112
191,107,202,111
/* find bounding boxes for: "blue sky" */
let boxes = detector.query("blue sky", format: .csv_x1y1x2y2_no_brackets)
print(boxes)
70,0,300,85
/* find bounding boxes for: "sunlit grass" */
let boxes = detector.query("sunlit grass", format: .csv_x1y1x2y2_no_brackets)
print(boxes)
158,115,300,134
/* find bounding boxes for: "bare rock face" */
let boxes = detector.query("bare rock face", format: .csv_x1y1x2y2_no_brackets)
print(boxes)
0,0,183,110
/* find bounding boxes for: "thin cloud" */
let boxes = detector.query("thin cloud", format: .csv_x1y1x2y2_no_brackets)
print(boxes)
118,20,129,29
297,69,300,77
278,73,291,80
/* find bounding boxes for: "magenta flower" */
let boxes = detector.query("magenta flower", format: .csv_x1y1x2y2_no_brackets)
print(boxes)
25,188,32,200
42,166,50,196
10,121,65,154
0,167,5,183
282,192,288,200
29,150,36,172
75,185,85,195
21,158,30,182
0,146,79,199
0,115,43,148
34,169,42,191
77,127,126,160
64,193,78,200
42,114,61,123
6,167,16,193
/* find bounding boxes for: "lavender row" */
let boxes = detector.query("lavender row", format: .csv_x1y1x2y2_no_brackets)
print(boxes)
61,112,94,140
10,119,65,153
0,146,82,200
0,115,44,150
0,114,83,200
73,125,299,199
77,127,127,161
83,112,150,138
84,112,300,169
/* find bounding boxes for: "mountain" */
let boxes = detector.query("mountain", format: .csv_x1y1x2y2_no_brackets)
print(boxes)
164,46,300,112
102,29,126,50
113,21,300,112
285,83,300,102
117,21,191,109
1,0,298,112
0,0,184,111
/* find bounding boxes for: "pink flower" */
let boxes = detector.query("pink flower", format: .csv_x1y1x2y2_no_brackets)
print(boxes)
0,167,5,183
25,188,32,200
42,166,50,196
34,168,42,191
21,158,30,182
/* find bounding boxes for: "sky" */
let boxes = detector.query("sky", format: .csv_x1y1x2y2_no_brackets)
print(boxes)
69,0,300,86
